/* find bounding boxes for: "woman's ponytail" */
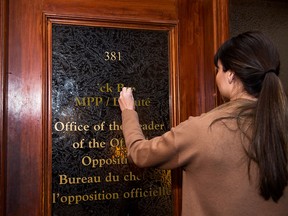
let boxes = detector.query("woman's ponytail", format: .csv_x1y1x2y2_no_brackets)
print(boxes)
253,72,288,202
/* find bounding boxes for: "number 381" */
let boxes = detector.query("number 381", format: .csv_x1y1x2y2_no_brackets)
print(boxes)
104,51,121,61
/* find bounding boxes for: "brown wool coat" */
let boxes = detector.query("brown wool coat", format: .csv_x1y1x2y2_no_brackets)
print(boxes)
121,99,288,216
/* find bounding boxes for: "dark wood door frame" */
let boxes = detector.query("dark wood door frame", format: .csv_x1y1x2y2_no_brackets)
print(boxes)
0,0,8,215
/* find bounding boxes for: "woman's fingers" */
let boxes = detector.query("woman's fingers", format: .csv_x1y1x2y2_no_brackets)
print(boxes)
118,87,135,111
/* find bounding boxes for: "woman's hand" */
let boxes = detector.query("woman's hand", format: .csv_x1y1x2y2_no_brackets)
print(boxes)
118,87,135,111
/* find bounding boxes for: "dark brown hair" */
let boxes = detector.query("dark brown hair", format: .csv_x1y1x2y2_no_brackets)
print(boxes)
214,31,288,202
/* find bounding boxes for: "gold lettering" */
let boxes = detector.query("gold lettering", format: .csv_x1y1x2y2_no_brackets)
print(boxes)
75,97,103,106
53,191,119,205
134,98,150,107
117,83,124,92
141,121,165,131
109,121,122,131
54,122,89,132
104,51,121,61
124,172,141,181
99,83,113,93
88,139,106,149
81,155,128,168
59,174,101,185
123,187,171,199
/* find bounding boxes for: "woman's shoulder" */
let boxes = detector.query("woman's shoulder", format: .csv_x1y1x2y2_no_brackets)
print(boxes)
170,99,256,132
196,98,256,121
209,98,255,113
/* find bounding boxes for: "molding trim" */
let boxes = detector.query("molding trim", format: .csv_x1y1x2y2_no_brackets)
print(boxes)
0,0,8,215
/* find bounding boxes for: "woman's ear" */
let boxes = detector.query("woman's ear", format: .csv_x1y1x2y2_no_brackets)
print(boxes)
227,71,235,84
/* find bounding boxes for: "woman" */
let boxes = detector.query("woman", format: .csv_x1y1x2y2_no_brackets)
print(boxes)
118,31,288,215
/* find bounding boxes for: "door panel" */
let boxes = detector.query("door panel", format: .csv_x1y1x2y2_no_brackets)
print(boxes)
47,19,177,216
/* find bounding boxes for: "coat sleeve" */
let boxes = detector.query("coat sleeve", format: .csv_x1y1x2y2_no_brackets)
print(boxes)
121,109,201,169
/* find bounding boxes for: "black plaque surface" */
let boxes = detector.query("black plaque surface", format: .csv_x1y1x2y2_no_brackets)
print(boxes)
52,24,171,216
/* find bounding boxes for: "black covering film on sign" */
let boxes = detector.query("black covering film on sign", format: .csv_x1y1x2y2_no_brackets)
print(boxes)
52,24,171,216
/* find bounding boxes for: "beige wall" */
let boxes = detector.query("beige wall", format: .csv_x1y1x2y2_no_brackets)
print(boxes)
229,0,288,94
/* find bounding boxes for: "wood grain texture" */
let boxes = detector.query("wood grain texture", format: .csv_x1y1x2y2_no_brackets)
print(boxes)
213,0,230,106
43,0,178,23
6,1,179,216
0,0,8,215
178,0,229,119
2,0,229,215
6,0,44,215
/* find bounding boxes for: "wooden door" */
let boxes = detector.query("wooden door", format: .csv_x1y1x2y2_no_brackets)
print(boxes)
0,0,228,215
